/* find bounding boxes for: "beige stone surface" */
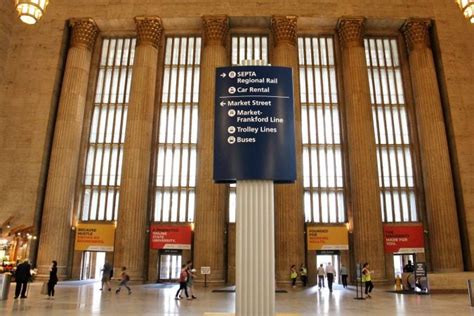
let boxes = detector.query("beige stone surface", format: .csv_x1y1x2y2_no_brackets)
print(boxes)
36,19,98,278
428,272,474,291
193,15,229,284
403,19,463,273
271,16,305,284
114,17,162,281
337,17,386,279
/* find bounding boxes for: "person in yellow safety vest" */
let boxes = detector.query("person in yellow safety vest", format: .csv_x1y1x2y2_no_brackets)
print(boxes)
362,262,374,298
290,265,298,288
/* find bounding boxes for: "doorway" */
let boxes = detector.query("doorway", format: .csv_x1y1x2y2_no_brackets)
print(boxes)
316,251,340,284
81,251,106,280
393,253,415,277
158,250,182,282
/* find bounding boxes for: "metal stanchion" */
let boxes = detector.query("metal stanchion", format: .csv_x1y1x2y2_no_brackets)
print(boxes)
354,263,365,300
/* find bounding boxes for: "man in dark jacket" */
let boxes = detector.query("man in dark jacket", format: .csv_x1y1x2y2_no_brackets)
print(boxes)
14,260,32,299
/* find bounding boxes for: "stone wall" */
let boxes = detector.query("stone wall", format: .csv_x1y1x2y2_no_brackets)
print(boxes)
0,0,472,268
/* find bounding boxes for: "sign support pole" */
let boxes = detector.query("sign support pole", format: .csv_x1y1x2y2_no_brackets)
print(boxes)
215,60,294,316
236,180,275,316
235,60,275,316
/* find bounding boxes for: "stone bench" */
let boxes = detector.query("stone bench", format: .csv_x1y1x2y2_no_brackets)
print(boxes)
428,272,474,293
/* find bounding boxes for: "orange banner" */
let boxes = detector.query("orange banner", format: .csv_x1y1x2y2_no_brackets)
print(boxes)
307,226,349,251
74,223,115,252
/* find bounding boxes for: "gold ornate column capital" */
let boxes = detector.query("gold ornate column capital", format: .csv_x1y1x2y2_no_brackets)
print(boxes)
69,18,99,51
401,18,431,52
134,16,163,49
271,15,298,46
337,17,366,49
202,15,229,46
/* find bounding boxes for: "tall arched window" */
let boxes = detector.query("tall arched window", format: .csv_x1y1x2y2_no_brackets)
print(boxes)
80,38,136,221
152,36,202,223
299,36,346,223
365,37,418,222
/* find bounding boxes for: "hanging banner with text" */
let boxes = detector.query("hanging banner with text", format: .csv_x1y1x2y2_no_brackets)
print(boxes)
74,223,115,252
307,226,349,251
150,225,192,250
214,66,296,183
383,224,425,253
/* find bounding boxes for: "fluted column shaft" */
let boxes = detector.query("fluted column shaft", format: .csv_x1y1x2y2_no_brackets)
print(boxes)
402,19,463,272
193,15,229,283
114,16,163,280
270,16,305,283
236,181,275,316
36,19,98,279
337,17,385,279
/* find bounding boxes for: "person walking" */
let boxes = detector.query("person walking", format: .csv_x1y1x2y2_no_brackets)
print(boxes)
14,260,31,299
100,262,113,291
290,265,298,288
115,266,132,295
340,264,348,288
362,262,374,298
47,260,58,299
326,262,335,292
187,268,197,299
317,263,326,289
175,264,189,300
299,264,308,287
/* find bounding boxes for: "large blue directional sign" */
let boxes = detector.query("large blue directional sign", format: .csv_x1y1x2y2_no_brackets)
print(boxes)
213,66,296,183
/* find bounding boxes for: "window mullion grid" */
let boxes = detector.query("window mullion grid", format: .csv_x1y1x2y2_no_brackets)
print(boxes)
332,37,345,223
301,37,314,222
310,38,323,223
317,37,330,223
176,36,191,222
186,37,199,222
169,37,184,222
157,37,176,222
324,37,339,223
389,39,414,222
373,39,393,221
89,39,113,221
381,39,404,222
80,39,106,221
98,39,119,221
105,39,125,221
366,38,388,222
113,38,134,221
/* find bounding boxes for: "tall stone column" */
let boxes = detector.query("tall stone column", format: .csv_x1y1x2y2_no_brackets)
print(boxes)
401,19,463,272
270,16,305,283
114,16,163,281
36,19,98,279
193,15,229,283
337,17,385,279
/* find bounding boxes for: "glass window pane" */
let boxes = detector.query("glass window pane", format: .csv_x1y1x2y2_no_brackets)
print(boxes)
365,37,418,223
80,37,135,222
299,36,345,224
153,36,201,223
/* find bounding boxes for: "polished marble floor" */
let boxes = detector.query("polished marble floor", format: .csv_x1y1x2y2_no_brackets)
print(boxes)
0,280,473,315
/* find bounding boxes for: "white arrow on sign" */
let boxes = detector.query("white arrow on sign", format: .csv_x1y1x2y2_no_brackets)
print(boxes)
220,73,226,78
220,101,226,106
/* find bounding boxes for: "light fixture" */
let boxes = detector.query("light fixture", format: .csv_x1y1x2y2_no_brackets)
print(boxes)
15,0,49,25
6,222,11,229
456,0,474,23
